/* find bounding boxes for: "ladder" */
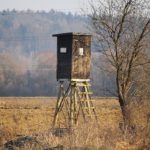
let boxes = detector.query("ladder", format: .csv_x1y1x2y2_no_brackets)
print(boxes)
52,79,97,128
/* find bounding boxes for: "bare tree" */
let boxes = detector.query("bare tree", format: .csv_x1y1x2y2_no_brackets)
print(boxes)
89,0,150,123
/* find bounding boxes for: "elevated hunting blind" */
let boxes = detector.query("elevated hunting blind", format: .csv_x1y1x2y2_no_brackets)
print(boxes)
52,32,97,128
52,32,91,80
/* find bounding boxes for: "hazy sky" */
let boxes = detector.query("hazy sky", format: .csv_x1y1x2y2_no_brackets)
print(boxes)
0,0,87,13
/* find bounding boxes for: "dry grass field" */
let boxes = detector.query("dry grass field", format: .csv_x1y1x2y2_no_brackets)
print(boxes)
0,97,149,149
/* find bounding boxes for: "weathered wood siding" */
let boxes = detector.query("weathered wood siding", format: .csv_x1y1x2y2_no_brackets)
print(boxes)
53,33,91,80
57,35,72,80
71,35,91,79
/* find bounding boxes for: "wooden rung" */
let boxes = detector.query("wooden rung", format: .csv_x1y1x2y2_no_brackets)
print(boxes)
86,115,97,117
79,92,93,94
76,83,91,87
79,100,95,102
83,107,95,109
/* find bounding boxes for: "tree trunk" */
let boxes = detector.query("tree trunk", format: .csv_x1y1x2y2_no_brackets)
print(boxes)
118,95,128,124
116,71,129,124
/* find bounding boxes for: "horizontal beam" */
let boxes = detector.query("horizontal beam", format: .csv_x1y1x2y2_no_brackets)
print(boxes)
71,79,90,82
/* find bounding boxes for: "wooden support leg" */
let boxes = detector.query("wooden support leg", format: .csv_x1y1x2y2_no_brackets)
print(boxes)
52,82,64,127
53,80,97,128
69,84,74,128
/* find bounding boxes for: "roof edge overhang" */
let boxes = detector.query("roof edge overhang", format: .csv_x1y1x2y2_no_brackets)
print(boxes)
52,32,92,37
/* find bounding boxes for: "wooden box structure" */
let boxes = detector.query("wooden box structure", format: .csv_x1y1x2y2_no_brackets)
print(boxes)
52,32,92,80
52,32,97,128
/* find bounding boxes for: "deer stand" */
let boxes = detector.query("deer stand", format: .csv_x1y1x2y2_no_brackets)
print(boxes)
52,79,97,128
